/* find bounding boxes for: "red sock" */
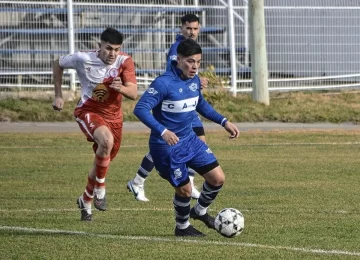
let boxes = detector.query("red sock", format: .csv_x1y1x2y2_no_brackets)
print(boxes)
83,176,96,203
95,155,111,189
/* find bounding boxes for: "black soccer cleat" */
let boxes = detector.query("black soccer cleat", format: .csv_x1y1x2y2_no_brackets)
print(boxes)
190,208,215,230
94,194,107,211
76,197,92,221
175,225,205,237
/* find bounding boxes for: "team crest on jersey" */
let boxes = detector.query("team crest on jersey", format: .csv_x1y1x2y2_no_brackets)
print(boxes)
108,68,118,78
92,83,109,102
189,83,198,92
147,87,158,95
173,168,182,180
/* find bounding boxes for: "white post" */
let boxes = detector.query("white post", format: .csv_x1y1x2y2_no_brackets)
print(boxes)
227,0,237,97
249,0,269,105
67,0,76,93
244,0,250,67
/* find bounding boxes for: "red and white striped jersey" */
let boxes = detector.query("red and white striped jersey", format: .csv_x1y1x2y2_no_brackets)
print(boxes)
59,50,137,122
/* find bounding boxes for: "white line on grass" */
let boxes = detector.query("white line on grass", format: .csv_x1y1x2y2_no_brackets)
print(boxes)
0,208,356,215
0,225,359,257
1,141,360,150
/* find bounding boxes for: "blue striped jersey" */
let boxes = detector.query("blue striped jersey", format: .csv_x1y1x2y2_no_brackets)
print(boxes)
134,63,226,146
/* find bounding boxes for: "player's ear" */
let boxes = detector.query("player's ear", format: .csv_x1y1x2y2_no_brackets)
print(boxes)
98,42,101,49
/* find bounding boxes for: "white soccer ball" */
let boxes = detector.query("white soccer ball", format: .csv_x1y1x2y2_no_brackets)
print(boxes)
214,208,244,238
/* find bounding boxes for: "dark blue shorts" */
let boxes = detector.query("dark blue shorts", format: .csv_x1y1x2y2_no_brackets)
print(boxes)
150,134,217,187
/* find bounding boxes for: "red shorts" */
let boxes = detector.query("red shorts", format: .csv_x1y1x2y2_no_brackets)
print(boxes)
75,112,123,160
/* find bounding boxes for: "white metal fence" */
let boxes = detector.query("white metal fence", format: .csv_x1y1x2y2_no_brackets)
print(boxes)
0,0,359,95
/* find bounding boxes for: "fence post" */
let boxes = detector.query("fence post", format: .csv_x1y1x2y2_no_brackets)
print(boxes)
249,0,269,105
67,0,76,93
227,0,237,97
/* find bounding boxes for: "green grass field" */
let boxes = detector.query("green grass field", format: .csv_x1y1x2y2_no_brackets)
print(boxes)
1,130,360,259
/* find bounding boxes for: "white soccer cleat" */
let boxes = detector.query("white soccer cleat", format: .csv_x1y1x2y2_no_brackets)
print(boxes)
127,180,149,202
189,176,201,199
191,186,201,199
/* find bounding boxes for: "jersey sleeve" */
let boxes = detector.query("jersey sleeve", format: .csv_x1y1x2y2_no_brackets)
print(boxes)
133,79,168,135
58,52,81,69
166,43,178,71
120,56,137,84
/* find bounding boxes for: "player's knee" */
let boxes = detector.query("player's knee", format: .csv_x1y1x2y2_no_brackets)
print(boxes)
97,135,114,154
211,173,225,186
102,138,114,152
176,183,192,197
205,170,225,186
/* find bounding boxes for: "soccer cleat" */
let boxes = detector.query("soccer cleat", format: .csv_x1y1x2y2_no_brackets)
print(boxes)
191,186,201,199
190,208,215,230
127,180,149,202
94,194,107,211
189,176,200,199
76,197,92,221
175,225,205,237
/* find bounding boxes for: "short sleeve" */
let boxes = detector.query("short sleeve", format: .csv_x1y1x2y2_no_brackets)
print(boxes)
59,52,80,69
120,56,137,84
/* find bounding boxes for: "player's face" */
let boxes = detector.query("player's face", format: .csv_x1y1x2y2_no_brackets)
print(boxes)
98,41,122,65
177,54,202,79
180,21,200,41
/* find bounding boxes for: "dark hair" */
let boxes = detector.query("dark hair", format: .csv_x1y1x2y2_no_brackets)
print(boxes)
177,38,202,57
100,27,124,45
181,14,200,25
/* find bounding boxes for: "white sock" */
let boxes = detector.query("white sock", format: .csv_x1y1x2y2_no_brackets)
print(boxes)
176,221,190,229
134,174,146,185
81,195,92,214
94,188,106,199
194,203,208,216
189,176,195,187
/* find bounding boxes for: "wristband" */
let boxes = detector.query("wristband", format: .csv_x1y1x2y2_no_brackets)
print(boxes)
221,118,228,127
161,129,168,136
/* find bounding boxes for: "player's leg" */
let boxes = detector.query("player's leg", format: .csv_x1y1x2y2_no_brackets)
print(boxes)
92,121,123,211
190,164,224,229
87,125,113,213
187,139,224,229
150,145,204,237
189,116,205,199
75,114,113,220
127,152,152,202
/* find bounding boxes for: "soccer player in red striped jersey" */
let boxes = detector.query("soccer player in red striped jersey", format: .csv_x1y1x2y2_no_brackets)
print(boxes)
52,28,138,221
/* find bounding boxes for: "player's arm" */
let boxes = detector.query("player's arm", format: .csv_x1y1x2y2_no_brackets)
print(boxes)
196,91,239,139
109,57,138,100
199,76,209,89
134,83,179,145
52,52,79,111
133,80,167,136
110,78,137,100
52,58,64,111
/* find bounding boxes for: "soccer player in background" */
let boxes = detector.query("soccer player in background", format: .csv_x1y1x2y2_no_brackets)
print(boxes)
127,14,208,201
52,28,138,221
133,39,239,236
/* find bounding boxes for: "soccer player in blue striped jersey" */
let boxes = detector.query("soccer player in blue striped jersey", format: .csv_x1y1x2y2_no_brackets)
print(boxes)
133,39,239,236
127,14,208,201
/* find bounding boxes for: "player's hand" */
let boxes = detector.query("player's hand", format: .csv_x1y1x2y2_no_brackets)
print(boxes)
224,121,240,139
109,77,123,93
162,130,179,145
200,77,208,89
52,97,64,111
